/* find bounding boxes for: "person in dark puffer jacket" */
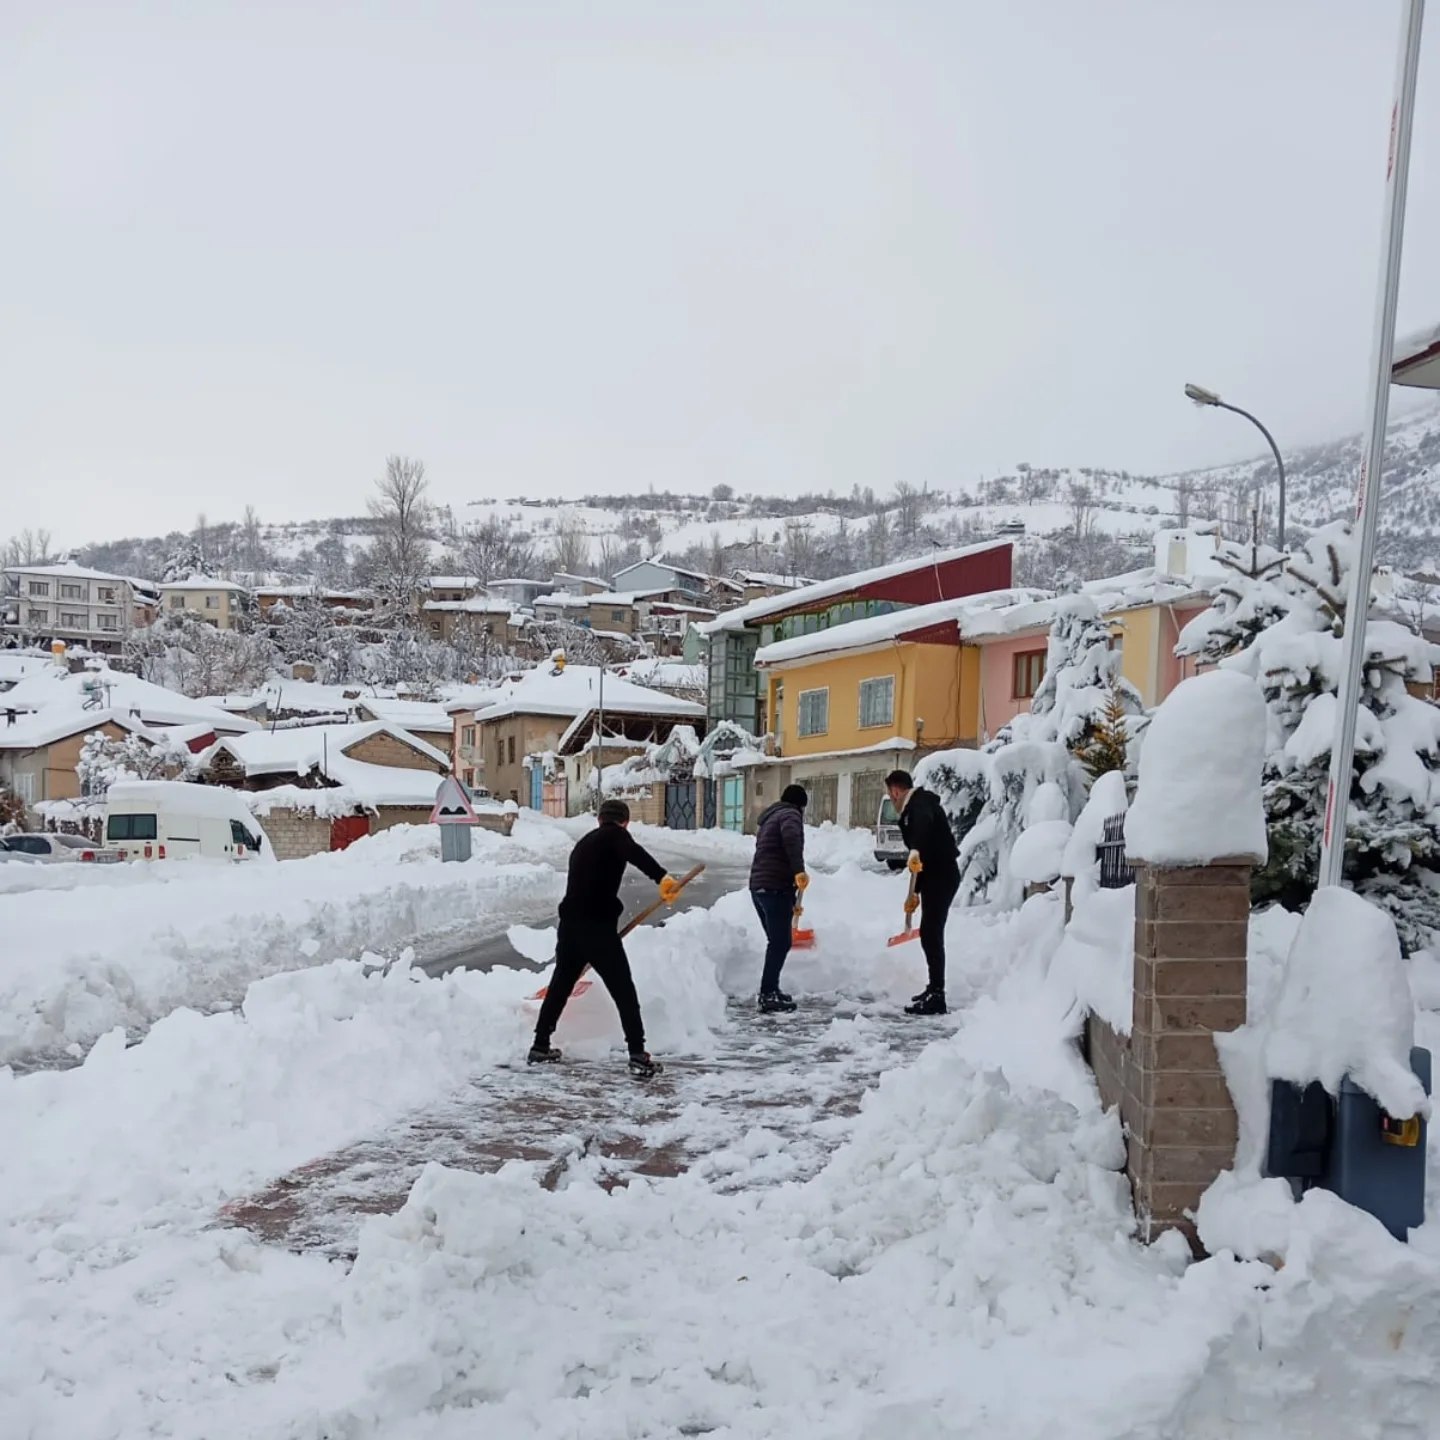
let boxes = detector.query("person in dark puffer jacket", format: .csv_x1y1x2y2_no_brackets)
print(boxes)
748,783,808,1012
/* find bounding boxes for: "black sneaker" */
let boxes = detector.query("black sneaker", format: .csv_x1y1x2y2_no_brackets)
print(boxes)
904,990,947,1016
628,1051,663,1079
758,991,798,1014
527,1042,563,1064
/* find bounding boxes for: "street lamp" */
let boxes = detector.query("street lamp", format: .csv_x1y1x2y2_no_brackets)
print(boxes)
1184,383,1287,550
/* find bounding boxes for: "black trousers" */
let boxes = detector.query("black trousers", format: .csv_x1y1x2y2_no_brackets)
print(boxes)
533,919,646,1054
918,867,960,994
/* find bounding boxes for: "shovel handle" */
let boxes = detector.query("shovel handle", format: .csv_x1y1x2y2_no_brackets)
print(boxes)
902,870,918,933
619,862,706,937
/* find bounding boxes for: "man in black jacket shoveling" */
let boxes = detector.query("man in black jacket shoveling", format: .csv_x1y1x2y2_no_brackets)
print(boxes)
748,783,808,1013
886,770,960,1016
529,799,682,1078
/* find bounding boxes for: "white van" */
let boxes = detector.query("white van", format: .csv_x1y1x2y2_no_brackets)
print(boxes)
874,795,907,870
104,781,273,863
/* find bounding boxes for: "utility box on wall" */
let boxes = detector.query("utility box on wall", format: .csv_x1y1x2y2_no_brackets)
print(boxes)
1266,1047,1431,1241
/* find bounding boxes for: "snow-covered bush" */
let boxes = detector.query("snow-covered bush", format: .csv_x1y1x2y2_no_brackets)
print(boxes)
1178,520,1440,951
77,730,199,798
916,595,1140,910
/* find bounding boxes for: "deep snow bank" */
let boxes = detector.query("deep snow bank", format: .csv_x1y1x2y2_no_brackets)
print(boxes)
0,820,573,1067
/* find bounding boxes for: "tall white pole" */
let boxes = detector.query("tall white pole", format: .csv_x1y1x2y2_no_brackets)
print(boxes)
1319,0,1426,889
596,662,605,809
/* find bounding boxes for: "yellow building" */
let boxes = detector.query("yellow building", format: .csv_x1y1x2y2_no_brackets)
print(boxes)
157,576,248,630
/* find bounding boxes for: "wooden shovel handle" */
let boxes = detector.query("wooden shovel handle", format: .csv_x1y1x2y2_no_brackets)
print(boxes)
619,862,706,937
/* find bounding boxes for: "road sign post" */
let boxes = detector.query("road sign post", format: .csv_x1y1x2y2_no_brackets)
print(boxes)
431,775,480,863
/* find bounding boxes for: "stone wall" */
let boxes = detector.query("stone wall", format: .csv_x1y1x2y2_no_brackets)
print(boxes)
259,808,334,860
1085,859,1250,1252
371,806,431,833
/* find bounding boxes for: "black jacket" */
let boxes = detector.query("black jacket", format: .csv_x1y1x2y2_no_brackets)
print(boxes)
749,800,806,891
558,821,667,924
898,787,959,888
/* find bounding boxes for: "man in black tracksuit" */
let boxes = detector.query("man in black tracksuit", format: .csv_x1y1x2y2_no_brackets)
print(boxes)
530,799,680,1077
748,783,808,1013
886,769,959,1016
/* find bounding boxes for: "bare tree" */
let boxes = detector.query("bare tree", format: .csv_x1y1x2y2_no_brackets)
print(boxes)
548,514,592,578
706,533,728,581
784,521,816,579
1067,479,1096,542
2,529,54,567
462,516,535,589
366,455,433,615
866,510,893,566
892,482,929,544
241,506,264,574
1173,475,1195,528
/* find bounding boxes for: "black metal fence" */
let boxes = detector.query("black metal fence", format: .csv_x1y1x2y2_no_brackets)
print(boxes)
1097,814,1135,889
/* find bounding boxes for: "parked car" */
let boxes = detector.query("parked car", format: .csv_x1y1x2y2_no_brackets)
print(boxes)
103,780,273,862
873,796,907,870
0,837,42,863
0,832,122,863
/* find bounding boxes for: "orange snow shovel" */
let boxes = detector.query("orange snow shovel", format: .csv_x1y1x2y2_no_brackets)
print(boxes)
790,892,816,950
887,871,922,947
528,863,706,1001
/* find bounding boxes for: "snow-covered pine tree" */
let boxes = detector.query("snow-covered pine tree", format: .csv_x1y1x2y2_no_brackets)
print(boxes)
78,730,197,797
1174,536,1289,665
1073,682,1132,783
161,537,206,583
1190,519,1440,952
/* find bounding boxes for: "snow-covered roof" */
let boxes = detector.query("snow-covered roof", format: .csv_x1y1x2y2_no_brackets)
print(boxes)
1,561,152,588
204,722,449,806
158,574,248,593
473,664,705,724
735,570,814,589
0,705,154,751
255,584,370,600
614,556,713,585
421,597,515,615
613,659,706,691
532,592,593,609
0,664,261,741
354,697,455,733
754,588,1048,668
425,576,482,589
698,539,1012,637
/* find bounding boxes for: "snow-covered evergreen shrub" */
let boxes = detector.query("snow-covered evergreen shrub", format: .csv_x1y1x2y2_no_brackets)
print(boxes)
1178,520,1440,952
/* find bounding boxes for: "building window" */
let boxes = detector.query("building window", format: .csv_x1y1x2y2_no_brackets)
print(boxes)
508,735,517,765
611,609,625,622
797,688,829,738
97,587,117,604
97,615,118,631
13,772,35,802
27,582,49,597
462,725,476,748
858,676,895,729
169,596,185,610
1013,649,1046,700
205,595,220,610
26,608,48,624
60,583,85,600
463,768,475,787
60,611,88,628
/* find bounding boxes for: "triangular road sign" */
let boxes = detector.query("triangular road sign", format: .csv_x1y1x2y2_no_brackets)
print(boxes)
430,775,480,825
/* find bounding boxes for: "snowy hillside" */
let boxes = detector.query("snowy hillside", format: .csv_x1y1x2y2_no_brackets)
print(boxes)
68,398,1440,588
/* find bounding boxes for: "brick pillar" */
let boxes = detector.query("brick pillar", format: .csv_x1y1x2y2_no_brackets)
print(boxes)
1127,860,1250,1249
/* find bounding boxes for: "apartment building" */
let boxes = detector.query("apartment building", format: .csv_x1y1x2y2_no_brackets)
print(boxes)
1,563,160,655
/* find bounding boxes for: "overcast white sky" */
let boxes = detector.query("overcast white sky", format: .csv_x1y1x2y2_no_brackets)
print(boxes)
4,1,1440,547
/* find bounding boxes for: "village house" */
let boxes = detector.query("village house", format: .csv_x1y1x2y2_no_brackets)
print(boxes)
253,585,373,621
157,575,249,630
698,539,1016,739
747,533,1221,829
199,720,475,858
458,659,704,809
0,662,258,819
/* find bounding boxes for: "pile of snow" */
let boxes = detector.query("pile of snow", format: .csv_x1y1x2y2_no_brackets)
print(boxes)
1265,888,1428,1119
1061,769,1129,903
0,820,571,1067
1126,669,1267,866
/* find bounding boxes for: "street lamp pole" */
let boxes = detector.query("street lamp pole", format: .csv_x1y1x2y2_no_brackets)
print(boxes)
1184,383,1288,549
